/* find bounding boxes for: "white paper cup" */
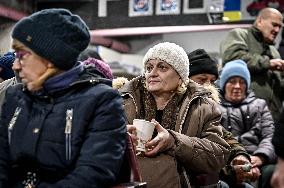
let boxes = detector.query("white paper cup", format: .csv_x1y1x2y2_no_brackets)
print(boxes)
133,119,155,152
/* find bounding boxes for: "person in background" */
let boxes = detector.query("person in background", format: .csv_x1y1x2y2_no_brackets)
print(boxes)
188,49,260,188
219,59,276,188
83,57,114,80
188,49,219,86
119,42,230,188
220,7,284,122
0,8,126,187
0,76,17,115
78,46,114,80
0,52,15,83
271,104,284,188
0,52,17,113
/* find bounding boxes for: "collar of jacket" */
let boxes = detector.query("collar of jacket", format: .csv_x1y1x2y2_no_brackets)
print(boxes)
120,76,216,133
119,76,212,104
43,64,84,94
25,64,112,99
251,26,275,45
26,64,84,97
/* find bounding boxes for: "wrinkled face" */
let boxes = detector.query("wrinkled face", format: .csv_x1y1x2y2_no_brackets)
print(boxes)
257,12,283,44
190,73,217,85
145,59,181,96
12,39,51,91
224,76,246,104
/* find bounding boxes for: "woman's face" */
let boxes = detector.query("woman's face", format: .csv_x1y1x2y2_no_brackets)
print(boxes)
145,59,181,96
12,39,50,91
224,76,246,104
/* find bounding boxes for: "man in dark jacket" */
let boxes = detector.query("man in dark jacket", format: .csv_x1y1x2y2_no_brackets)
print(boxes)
0,8,127,188
220,7,284,122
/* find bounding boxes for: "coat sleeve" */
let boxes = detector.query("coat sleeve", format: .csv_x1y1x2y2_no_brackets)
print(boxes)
169,98,230,173
222,127,250,163
220,28,271,73
253,101,276,163
38,88,127,188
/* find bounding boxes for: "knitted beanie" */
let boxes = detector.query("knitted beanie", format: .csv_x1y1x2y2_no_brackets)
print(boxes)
12,8,90,70
143,42,189,83
188,49,219,78
0,52,15,80
220,59,251,92
83,58,113,80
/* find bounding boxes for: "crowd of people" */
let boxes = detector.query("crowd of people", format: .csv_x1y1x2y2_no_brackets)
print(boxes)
0,6,283,188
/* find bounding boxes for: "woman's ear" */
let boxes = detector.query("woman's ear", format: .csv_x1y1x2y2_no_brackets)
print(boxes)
179,78,182,85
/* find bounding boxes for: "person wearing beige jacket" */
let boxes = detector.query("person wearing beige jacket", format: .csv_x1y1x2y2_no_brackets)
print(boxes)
118,42,230,188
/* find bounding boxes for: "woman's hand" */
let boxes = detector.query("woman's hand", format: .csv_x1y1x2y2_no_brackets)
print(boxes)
231,155,250,166
233,164,261,184
250,167,261,182
144,119,175,157
126,124,138,146
231,155,260,183
250,155,265,167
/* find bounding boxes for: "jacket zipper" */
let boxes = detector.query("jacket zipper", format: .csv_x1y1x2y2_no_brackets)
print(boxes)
177,96,203,188
65,108,73,161
8,107,22,144
178,96,201,134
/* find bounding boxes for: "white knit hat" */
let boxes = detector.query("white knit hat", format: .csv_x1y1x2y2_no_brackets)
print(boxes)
143,42,189,83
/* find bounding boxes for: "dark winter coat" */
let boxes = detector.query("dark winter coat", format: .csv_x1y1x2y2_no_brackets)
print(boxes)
0,65,127,188
219,91,276,163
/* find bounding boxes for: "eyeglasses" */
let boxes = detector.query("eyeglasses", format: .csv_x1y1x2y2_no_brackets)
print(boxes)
15,50,31,61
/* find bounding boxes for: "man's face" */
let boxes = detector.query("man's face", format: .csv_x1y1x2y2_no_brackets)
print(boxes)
190,73,217,85
224,76,246,104
12,39,50,91
257,12,283,44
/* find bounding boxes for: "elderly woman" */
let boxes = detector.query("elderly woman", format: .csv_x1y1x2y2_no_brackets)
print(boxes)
0,9,126,187
219,59,276,188
119,42,230,188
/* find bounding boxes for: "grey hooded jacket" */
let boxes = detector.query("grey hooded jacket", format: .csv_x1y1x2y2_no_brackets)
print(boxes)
219,91,276,163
